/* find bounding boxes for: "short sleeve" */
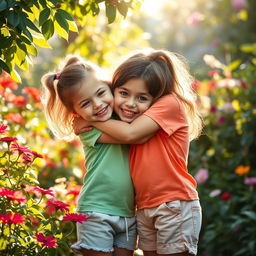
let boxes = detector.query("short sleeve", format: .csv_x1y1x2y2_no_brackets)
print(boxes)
79,128,102,148
143,95,187,136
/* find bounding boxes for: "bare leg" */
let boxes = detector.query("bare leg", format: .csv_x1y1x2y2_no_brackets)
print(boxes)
80,248,113,256
113,246,133,256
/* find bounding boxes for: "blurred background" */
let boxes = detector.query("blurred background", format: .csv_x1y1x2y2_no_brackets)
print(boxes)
1,0,255,255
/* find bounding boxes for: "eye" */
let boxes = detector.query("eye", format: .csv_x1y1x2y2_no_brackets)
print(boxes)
81,101,90,108
119,90,128,96
138,96,148,101
98,90,105,97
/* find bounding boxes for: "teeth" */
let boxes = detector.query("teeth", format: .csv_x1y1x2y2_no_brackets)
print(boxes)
96,106,107,116
122,109,136,117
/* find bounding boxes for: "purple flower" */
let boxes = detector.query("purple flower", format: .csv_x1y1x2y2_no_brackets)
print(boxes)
231,0,247,10
195,168,209,184
217,115,226,125
244,177,256,185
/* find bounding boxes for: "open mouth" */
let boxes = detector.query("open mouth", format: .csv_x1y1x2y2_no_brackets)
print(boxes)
121,108,138,118
95,106,108,117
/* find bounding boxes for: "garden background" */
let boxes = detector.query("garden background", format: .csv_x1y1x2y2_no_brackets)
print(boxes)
0,0,255,255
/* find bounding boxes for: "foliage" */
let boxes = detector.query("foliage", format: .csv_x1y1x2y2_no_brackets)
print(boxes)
0,0,138,82
189,50,256,255
0,72,86,255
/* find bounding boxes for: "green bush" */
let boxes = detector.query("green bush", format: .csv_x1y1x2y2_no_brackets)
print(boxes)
189,55,256,256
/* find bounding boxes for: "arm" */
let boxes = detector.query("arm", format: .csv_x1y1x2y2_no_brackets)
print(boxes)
91,115,160,144
97,132,154,144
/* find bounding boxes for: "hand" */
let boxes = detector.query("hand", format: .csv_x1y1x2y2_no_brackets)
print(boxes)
72,116,93,135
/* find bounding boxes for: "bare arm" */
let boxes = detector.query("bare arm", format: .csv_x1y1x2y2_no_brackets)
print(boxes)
91,115,160,143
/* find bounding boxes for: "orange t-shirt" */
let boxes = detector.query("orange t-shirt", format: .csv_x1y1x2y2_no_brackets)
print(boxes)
129,94,198,210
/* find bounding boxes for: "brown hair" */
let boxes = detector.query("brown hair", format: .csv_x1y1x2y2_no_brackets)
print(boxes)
41,55,97,140
112,49,203,140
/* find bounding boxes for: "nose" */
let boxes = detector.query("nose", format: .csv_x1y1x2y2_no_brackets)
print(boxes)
125,97,136,108
93,98,102,109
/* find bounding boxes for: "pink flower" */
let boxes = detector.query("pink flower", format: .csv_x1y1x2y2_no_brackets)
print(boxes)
35,233,58,248
187,11,204,26
195,168,209,184
11,142,32,154
34,186,54,196
12,95,27,107
0,187,26,202
46,199,69,212
63,213,88,223
231,0,247,10
210,105,218,113
0,213,25,224
244,177,256,185
0,136,17,142
209,189,221,197
0,125,8,134
31,151,43,159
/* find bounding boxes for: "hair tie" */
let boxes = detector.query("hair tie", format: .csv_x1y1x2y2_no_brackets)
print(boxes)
54,73,61,80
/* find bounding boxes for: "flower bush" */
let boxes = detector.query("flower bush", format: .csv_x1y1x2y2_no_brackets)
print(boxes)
0,72,87,255
189,54,256,256
0,125,89,255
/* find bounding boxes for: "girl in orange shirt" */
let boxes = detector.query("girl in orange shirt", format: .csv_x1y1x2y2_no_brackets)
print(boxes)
74,49,203,256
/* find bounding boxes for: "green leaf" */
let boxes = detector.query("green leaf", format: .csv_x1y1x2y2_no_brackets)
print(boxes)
56,9,74,21
39,8,51,26
228,59,242,71
55,12,69,32
0,59,10,73
26,43,38,56
39,0,47,8
25,18,41,33
0,0,7,12
42,19,54,40
117,2,128,17
105,3,116,24
0,36,12,49
33,33,52,48
6,10,20,27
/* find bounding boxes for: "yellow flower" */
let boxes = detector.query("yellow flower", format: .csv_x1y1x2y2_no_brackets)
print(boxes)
235,165,250,176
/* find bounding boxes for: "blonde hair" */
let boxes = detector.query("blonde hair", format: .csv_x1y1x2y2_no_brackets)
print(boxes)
112,49,203,140
41,55,97,140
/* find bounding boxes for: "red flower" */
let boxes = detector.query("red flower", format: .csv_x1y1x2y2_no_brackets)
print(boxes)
0,136,17,142
63,213,88,223
11,142,32,154
31,151,43,159
6,113,25,124
0,213,25,224
221,192,231,201
22,152,34,163
12,95,27,107
34,186,54,196
0,76,18,90
0,187,26,202
208,70,220,77
22,86,41,103
46,199,69,212
0,125,8,134
67,186,81,196
35,233,58,248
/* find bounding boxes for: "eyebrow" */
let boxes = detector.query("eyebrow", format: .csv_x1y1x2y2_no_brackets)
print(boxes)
118,87,151,96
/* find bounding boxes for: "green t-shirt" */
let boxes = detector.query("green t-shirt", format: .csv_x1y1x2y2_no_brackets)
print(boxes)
77,128,135,217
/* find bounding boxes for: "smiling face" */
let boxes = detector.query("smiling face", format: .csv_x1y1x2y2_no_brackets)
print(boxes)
114,78,153,123
73,74,114,122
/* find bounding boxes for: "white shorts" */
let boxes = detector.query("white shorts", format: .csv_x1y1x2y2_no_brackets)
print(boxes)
137,200,202,255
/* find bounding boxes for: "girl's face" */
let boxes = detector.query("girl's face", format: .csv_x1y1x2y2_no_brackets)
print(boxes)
73,74,114,122
114,78,153,123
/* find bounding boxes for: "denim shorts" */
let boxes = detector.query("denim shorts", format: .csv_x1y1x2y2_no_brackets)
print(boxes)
137,200,202,255
71,211,137,253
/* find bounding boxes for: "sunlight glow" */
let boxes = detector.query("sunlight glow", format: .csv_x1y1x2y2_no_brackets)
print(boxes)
141,0,176,16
